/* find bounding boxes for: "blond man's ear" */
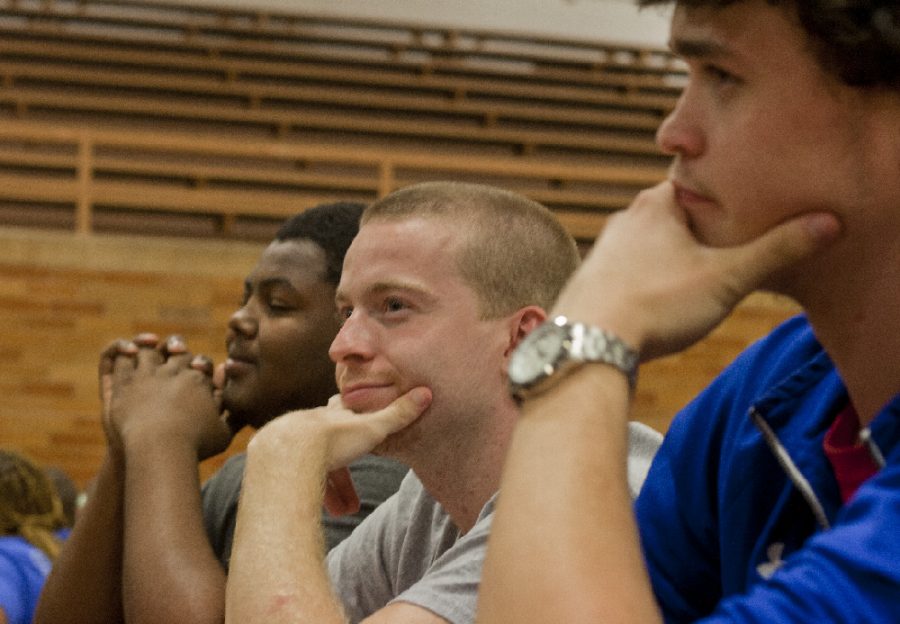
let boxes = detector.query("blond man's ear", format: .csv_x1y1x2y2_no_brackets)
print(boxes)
504,305,548,359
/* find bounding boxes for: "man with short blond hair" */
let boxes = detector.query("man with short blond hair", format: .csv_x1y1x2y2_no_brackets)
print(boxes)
222,181,662,624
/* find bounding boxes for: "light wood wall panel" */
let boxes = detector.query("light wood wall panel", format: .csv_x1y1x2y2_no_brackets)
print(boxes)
0,226,263,488
634,293,801,433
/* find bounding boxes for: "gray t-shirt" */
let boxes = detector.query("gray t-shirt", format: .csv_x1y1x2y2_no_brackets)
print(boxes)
327,470,493,624
201,452,408,571
326,421,662,624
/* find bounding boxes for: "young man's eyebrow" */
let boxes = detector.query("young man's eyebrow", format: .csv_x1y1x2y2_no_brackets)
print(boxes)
257,277,293,288
246,277,296,294
335,281,435,305
669,36,734,60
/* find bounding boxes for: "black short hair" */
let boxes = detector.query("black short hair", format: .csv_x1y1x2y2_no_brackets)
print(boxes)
274,201,366,286
639,0,900,87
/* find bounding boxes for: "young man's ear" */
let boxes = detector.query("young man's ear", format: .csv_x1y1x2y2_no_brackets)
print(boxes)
504,306,547,358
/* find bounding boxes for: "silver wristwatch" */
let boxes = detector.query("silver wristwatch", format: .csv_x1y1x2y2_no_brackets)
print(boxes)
508,315,638,400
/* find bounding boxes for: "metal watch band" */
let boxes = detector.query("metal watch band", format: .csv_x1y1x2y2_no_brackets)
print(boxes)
574,321,639,390
509,316,639,400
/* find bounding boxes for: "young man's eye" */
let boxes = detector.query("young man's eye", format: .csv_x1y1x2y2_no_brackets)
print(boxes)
267,299,294,312
337,306,353,323
704,64,739,85
383,297,408,313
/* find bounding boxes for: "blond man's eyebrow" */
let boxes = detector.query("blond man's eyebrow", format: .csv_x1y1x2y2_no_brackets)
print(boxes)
335,281,436,306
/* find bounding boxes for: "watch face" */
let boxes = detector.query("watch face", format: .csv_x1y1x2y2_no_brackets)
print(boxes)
509,322,567,386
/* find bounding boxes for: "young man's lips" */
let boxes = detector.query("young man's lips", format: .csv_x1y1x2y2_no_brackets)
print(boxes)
673,182,716,207
340,383,395,410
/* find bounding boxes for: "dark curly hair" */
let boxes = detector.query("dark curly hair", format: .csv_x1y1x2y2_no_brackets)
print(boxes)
639,0,900,87
274,201,366,286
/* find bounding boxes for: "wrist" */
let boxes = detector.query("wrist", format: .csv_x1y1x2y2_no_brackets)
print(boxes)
248,418,328,468
524,359,632,414
509,316,639,401
244,427,330,512
551,302,645,354
121,426,199,461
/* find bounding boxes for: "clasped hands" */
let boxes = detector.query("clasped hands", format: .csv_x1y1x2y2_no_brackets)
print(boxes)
99,333,234,460
98,333,432,515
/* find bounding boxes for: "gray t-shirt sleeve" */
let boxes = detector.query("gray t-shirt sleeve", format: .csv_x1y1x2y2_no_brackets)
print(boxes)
202,453,408,572
201,453,245,571
626,420,663,498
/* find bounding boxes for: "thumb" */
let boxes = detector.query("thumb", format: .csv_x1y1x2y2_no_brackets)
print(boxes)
729,211,841,290
366,387,433,440
98,339,137,402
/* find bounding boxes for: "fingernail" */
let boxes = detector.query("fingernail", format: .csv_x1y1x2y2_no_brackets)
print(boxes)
134,333,158,346
167,335,187,351
118,340,138,354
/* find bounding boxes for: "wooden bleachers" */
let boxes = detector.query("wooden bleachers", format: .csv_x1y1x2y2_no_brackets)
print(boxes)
0,0,682,160
0,22,683,106
0,0,687,240
0,87,664,159
0,120,666,241
0,24,681,117
0,52,669,138
0,0,685,82
0,35,673,162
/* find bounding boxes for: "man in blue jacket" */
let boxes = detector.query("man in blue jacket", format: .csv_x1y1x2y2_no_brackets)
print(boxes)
479,1,899,622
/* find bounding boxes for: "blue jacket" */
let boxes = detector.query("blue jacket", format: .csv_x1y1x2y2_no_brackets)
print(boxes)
636,316,900,623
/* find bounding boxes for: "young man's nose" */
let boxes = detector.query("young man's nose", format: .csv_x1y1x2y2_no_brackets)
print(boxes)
329,312,377,364
656,91,705,159
227,304,258,340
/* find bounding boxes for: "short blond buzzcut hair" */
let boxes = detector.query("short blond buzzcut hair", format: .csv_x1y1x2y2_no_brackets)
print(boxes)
362,181,580,319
